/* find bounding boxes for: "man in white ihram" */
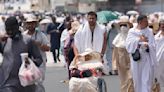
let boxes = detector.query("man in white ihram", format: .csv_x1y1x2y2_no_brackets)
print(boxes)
155,18,164,89
74,11,107,59
126,15,156,92
70,11,107,92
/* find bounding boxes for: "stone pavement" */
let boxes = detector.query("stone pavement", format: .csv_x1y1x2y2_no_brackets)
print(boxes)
46,52,66,67
1,52,163,92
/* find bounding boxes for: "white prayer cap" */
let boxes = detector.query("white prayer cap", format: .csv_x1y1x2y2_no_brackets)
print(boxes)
25,14,38,22
39,18,52,24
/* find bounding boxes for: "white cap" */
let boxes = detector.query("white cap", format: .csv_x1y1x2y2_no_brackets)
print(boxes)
39,19,52,24
25,14,38,22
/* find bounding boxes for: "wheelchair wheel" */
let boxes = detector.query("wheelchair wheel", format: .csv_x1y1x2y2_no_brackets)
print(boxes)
97,78,107,92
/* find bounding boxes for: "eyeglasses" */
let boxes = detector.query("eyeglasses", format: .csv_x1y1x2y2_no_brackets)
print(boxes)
120,24,128,27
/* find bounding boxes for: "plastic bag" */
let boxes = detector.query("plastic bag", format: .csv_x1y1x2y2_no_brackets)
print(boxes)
18,53,42,87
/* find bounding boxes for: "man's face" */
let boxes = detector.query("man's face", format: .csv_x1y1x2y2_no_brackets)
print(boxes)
5,25,18,38
87,15,97,27
139,18,148,29
65,21,71,30
25,22,37,31
160,23,164,31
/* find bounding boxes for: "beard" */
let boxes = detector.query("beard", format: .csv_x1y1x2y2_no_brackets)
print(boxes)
8,31,21,40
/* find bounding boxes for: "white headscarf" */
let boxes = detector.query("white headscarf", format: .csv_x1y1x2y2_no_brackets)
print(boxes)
112,25,129,48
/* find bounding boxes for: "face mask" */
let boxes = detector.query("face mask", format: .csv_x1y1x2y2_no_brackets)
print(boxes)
120,26,129,33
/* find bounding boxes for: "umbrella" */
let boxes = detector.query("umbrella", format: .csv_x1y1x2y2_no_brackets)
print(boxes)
126,10,139,15
97,11,118,23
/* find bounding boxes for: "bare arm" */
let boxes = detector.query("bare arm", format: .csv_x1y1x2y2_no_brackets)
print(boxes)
33,32,50,51
101,31,107,57
28,40,43,67
40,44,50,51
0,35,8,53
33,41,50,51
73,43,79,56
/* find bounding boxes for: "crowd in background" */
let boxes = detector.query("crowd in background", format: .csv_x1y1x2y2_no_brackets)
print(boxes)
0,10,164,92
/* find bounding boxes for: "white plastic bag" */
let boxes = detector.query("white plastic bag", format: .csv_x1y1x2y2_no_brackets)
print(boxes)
18,53,42,87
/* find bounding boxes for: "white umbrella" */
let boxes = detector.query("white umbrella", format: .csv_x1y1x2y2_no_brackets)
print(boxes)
126,10,139,15
39,19,52,24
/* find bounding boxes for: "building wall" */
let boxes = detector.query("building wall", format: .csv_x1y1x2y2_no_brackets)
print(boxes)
0,3,5,12
37,0,51,11
0,0,51,12
95,0,136,13
95,0,163,14
140,0,164,14
78,3,96,13
50,0,67,10
110,0,135,12
96,1,110,11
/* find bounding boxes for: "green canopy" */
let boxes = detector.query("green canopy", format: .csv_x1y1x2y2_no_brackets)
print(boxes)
97,11,118,23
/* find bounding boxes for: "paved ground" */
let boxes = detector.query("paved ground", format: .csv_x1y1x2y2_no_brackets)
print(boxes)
44,53,120,92
1,53,164,92
44,62,120,92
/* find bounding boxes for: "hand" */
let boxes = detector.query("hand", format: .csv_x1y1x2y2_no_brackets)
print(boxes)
144,43,148,48
69,29,75,35
40,44,50,51
33,40,42,47
100,54,104,63
25,57,30,64
102,60,104,63
0,35,8,42
139,35,148,42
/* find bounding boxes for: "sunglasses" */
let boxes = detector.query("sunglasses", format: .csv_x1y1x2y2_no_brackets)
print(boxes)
120,24,128,27
149,26,153,28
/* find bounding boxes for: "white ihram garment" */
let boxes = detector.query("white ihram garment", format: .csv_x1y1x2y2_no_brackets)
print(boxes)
155,31,164,87
112,26,128,48
126,27,156,92
74,22,106,54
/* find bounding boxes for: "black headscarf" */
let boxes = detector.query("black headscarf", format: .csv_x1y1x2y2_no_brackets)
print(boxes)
5,16,21,40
